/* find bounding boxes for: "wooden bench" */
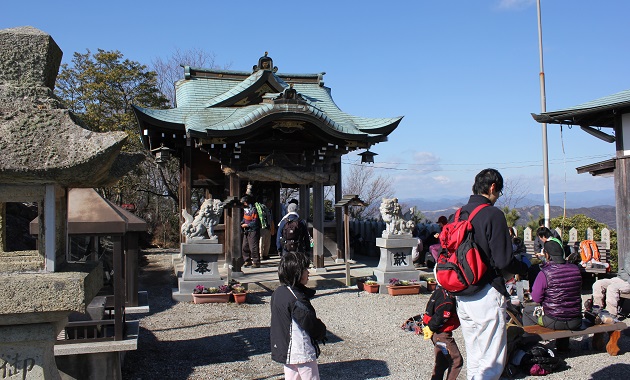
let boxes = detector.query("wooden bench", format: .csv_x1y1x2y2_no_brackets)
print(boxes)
525,240,611,277
523,322,627,356
523,227,610,277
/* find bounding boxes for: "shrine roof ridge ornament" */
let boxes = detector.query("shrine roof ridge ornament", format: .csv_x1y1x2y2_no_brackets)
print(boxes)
134,51,402,153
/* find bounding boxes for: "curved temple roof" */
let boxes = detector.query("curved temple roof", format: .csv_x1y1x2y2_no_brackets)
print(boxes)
133,57,402,148
531,89,630,128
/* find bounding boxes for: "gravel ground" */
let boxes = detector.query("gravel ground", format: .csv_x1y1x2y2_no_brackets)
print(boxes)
121,252,630,380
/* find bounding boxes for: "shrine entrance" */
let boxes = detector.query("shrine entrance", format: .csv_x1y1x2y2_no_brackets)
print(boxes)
134,53,402,272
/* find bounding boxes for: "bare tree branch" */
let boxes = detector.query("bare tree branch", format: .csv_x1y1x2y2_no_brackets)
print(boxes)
342,163,394,220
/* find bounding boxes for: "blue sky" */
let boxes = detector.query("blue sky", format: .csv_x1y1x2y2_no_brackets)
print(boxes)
3,0,626,200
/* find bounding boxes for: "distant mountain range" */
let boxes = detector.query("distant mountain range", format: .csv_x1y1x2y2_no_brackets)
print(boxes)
400,189,617,229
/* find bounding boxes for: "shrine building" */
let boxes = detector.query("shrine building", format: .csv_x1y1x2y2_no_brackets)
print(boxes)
133,52,402,270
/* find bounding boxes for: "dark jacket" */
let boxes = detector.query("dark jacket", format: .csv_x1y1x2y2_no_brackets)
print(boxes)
276,214,310,253
538,262,582,320
423,286,460,333
270,284,326,364
241,205,260,232
458,195,528,296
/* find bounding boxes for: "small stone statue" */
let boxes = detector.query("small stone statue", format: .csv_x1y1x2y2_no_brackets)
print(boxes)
181,198,225,240
379,198,415,237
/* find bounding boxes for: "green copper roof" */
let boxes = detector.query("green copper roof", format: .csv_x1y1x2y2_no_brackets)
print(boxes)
135,64,402,144
532,89,630,127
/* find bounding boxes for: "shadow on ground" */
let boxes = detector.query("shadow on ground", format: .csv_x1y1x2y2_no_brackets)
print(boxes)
122,326,272,380
319,359,390,379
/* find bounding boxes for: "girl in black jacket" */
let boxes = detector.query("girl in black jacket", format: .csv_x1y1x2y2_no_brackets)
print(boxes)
270,252,326,379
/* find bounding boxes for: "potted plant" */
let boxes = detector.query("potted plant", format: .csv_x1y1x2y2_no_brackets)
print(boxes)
355,276,369,291
426,277,437,292
363,280,380,293
386,278,421,296
192,284,231,304
230,281,248,304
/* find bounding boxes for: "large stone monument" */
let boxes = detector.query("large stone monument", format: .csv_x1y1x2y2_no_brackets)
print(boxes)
173,197,227,301
0,26,142,379
373,198,419,293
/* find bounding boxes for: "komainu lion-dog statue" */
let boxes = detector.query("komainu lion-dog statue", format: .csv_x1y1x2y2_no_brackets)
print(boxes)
181,198,226,240
379,198,416,237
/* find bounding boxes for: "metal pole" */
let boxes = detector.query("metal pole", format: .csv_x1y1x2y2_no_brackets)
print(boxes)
537,0,551,227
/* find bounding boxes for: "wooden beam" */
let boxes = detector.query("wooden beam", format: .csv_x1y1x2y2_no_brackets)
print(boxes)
113,235,124,341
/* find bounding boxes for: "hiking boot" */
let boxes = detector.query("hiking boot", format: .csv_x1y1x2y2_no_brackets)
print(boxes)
584,298,593,312
243,260,253,268
252,263,261,268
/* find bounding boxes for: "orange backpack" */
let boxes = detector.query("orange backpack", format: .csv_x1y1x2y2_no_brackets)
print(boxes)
579,240,601,263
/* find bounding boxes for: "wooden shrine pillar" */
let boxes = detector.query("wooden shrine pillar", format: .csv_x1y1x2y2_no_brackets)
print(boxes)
125,232,139,306
179,141,192,243
271,182,281,256
112,235,124,340
334,161,344,263
312,170,325,270
299,185,309,222
615,116,630,282
228,173,243,272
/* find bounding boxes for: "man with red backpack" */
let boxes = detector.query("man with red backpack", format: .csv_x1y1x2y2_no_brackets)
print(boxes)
453,169,528,379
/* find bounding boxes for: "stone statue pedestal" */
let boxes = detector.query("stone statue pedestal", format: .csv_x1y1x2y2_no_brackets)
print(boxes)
0,322,65,380
173,239,225,302
373,235,419,294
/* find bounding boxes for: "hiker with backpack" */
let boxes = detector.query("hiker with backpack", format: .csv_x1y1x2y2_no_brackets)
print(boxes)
240,195,261,268
256,198,274,261
422,284,463,380
437,169,528,379
277,202,311,257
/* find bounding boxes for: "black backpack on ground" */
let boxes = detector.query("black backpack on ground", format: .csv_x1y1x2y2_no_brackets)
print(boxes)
282,218,305,252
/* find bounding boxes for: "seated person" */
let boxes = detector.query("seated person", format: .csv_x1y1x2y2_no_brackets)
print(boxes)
592,277,630,317
528,227,564,287
510,227,530,270
425,216,448,269
533,219,561,254
523,241,582,331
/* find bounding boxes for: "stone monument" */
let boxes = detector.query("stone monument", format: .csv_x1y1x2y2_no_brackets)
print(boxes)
373,198,419,293
173,197,227,302
0,26,142,379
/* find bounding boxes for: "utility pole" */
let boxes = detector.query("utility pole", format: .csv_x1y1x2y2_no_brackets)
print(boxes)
537,0,551,227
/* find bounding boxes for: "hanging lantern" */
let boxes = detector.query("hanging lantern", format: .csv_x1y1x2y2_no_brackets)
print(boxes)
359,150,377,164
151,144,171,165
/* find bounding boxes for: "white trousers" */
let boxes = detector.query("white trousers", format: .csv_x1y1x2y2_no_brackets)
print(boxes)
284,361,319,380
456,283,507,380
593,277,630,312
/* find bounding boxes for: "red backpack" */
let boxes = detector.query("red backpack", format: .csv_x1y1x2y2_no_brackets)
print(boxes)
436,204,489,294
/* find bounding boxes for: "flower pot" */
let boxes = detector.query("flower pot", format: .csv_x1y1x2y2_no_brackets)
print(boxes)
427,282,437,292
192,292,231,304
357,281,365,291
386,285,421,296
232,292,247,304
364,283,380,293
